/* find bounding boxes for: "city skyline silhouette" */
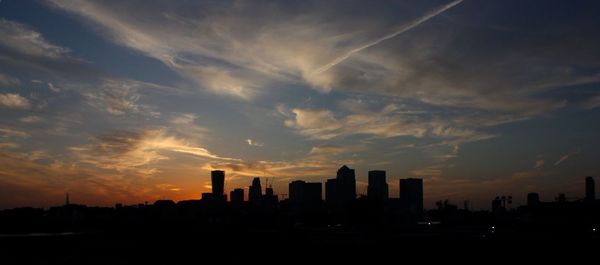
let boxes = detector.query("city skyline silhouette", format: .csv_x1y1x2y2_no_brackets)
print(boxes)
1,2,600,260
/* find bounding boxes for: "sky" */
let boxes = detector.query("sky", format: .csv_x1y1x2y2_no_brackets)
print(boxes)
1,0,600,209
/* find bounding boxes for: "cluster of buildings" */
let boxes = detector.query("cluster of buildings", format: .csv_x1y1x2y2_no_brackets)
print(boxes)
492,176,597,213
205,165,598,217
2,166,597,238
202,165,424,215
203,170,278,205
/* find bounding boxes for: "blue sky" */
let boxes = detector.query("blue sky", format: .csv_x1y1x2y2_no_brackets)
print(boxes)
1,0,599,209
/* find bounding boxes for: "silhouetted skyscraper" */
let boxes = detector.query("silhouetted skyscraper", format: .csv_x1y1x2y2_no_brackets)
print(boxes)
586,176,596,201
249,177,262,202
211,170,225,201
400,178,423,217
527,192,540,207
289,180,306,203
304,182,322,203
336,165,356,204
367,170,388,201
325,178,337,207
65,192,70,206
230,188,244,203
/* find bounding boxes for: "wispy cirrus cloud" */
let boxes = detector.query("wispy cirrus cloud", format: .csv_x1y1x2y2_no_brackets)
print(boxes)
310,0,463,76
0,142,19,149
19,116,42,123
582,93,600,110
0,19,69,59
0,147,189,208
81,79,161,117
203,144,362,179
70,129,237,176
0,93,30,109
47,0,600,116
0,128,29,138
0,73,20,86
245,138,263,147
554,150,580,166
281,104,493,143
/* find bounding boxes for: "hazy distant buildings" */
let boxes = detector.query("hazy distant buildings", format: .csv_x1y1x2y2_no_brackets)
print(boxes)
249,177,262,202
556,193,567,203
491,197,503,213
586,176,596,201
400,178,423,216
211,170,225,201
367,170,388,201
230,188,244,204
527,192,540,207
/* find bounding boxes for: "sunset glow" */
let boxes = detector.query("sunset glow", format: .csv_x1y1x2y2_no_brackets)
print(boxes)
1,0,599,209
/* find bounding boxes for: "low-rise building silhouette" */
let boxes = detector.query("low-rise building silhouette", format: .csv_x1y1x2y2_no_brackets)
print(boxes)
201,193,213,201
230,188,244,204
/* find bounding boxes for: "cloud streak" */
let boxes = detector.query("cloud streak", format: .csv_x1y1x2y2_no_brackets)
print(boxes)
0,19,69,59
0,93,30,109
554,150,580,166
310,0,463,76
281,104,493,142
245,138,263,147
70,129,238,176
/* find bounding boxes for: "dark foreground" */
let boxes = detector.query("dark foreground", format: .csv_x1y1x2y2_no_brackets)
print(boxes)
1,223,598,264
1,198,599,264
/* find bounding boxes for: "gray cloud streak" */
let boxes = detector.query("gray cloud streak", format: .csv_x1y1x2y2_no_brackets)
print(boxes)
310,0,463,76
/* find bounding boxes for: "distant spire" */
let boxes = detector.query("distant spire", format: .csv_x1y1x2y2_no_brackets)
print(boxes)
65,192,70,206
